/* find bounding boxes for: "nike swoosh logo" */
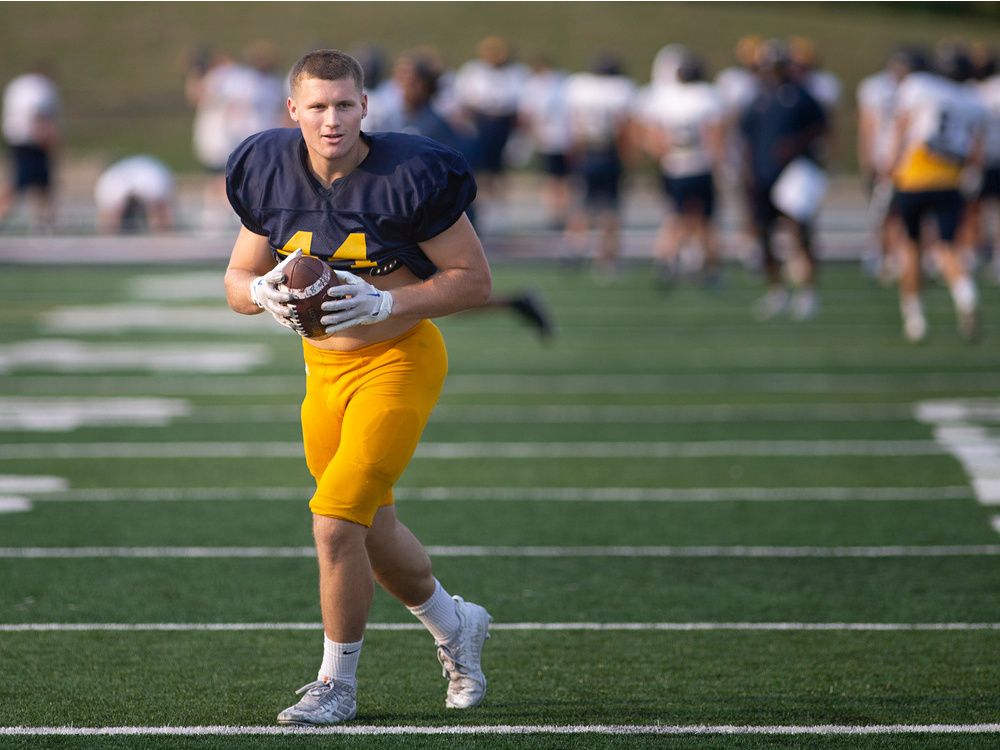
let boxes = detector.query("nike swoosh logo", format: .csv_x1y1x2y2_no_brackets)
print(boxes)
342,649,360,655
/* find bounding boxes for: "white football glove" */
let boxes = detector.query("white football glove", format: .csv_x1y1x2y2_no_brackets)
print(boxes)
320,269,394,334
249,249,301,332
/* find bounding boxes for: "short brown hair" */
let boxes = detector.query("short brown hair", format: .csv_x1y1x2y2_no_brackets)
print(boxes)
290,49,364,93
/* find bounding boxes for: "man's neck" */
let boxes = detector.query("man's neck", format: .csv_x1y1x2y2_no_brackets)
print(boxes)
307,138,370,189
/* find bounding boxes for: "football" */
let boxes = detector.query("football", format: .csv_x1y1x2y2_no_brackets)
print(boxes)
279,254,337,339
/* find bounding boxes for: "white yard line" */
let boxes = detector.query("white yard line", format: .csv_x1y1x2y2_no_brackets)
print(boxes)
22,485,973,503
2,622,997,633
1,723,998,736
6,372,1000,396
0,440,948,460
1,545,998,558
917,399,1000,507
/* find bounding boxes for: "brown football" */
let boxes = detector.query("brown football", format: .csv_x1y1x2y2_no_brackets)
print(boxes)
279,254,336,339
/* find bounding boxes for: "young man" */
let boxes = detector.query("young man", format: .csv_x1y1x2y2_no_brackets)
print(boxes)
224,49,494,725
886,45,986,342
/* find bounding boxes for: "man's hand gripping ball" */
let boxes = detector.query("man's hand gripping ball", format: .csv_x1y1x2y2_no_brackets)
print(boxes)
248,249,302,331
320,270,394,334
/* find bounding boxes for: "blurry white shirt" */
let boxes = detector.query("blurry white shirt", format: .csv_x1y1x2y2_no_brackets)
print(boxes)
644,81,723,177
95,155,174,210
977,74,1000,166
857,69,899,173
454,60,529,116
803,69,841,112
518,69,571,154
192,62,265,170
364,80,404,133
2,72,60,146
563,72,637,149
715,66,759,119
896,71,986,162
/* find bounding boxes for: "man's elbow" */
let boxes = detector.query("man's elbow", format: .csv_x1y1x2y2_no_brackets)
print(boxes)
472,268,493,307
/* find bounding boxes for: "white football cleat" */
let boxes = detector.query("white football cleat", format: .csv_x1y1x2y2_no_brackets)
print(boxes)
790,288,820,321
903,311,928,344
277,679,357,726
753,288,790,321
436,596,492,709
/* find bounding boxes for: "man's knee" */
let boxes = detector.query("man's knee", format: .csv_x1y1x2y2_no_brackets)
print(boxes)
313,514,369,560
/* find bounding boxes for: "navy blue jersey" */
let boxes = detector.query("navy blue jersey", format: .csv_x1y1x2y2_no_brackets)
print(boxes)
226,129,477,278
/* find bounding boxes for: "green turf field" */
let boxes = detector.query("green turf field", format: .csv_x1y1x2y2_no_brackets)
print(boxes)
0,260,999,748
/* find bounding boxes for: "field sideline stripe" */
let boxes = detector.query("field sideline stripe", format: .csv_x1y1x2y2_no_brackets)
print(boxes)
1,724,998,736
2,622,998,633
25,485,973,503
0,440,949,460
2,545,999,558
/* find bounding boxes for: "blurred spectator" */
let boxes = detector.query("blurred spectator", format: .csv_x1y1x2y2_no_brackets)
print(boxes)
563,51,638,278
970,42,1000,282
453,36,530,222
641,52,725,289
856,46,925,282
94,154,175,234
351,43,402,133
886,41,986,342
186,44,284,228
393,49,554,341
740,39,828,321
518,53,572,231
244,39,290,131
0,61,61,230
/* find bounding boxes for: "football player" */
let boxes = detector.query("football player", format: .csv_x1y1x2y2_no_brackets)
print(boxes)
562,51,638,277
640,51,725,288
224,49,494,725
885,42,987,342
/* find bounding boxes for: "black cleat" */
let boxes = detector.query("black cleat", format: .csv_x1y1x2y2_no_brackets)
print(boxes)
510,292,555,341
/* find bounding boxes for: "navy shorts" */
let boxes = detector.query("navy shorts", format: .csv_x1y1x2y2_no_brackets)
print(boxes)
540,152,569,178
9,144,50,191
980,167,1000,199
580,149,623,209
663,172,715,217
471,112,516,174
890,189,965,243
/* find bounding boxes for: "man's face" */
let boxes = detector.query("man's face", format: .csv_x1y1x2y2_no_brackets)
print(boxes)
288,76,367,165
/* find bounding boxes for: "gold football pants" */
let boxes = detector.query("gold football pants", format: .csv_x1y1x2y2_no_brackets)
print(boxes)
300,320,448,526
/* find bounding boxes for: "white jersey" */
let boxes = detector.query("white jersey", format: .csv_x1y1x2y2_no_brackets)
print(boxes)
192,62,266,170
803,69,841,112
563,72,637,150
715,66,759,119
643,81,723,177
977,74,1000,166
364,80,404,133
518,69,571,154
453,60,529,117
896,72,986,163
94,155,174,210
2,72,60,146
856,70,899,173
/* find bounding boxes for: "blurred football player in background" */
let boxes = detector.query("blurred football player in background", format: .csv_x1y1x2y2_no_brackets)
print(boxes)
641,51,725,289
224,49,494,726
968,41,1000,283
0,61,61,231
453,36,529,229
518,53,572,232
562,51,638,278
886,41,986,342
856,46,926,283
94,154,175,234
740,39,828,321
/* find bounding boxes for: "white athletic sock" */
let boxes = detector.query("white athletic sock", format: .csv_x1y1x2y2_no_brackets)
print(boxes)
900,293,923,320
318,636,363,688
950,277,978,315
407,579,461,647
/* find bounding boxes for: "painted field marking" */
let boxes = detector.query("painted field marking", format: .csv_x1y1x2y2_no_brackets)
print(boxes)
0,397,191,431
0,440,949,460
2,622,998,633
6,372,1000,396
0,340,268,374
1,723,998,737
1,545,998,559
917,399,1000,506
21,485,973,503
0,497,31,513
